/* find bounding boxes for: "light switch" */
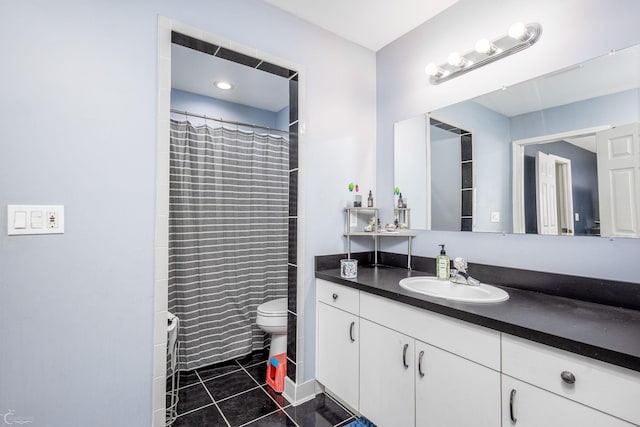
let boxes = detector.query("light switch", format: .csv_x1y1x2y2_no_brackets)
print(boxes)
14,211,27,229
31,210,44,228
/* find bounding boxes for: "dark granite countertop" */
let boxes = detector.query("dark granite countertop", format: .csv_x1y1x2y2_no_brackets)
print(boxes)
316,265,640,372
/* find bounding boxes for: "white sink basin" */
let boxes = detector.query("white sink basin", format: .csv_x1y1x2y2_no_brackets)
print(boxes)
399,276,509,303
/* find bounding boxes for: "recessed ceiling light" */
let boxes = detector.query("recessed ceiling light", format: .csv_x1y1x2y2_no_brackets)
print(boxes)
214,81,234,90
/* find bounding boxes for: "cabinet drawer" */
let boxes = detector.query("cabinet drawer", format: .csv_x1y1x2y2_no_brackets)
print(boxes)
502,375,634,427
316,279,359,314
502,334,640,425
360,292,501,370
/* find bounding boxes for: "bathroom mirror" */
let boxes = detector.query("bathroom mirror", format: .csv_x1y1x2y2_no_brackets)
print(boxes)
394,43,640,237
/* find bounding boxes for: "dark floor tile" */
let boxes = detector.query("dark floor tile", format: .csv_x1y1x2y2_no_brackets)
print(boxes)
204,369,260,401
284,394,352,427
262,385,289,408
171,403,227,427
175,369,201,389
217,387,280,427
245,361,268,385
237,348,269,367
170,383,214,416
243,409,297,426
197,359,242,381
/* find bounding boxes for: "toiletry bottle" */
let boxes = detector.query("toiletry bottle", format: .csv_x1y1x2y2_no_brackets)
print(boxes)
398,193,404,208
367,190,374,207
436,244,450,280
377,218,381,233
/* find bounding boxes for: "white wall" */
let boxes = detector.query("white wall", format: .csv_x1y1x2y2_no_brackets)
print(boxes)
394,115,428,230
377,0,640,281
170,89,282,129
0,0,375,424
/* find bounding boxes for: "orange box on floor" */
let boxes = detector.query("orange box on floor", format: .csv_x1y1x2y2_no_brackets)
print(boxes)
266,353,286,393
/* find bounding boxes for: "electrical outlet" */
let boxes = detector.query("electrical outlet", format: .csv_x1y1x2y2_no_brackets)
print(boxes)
490,211,500,223
46,210,58,228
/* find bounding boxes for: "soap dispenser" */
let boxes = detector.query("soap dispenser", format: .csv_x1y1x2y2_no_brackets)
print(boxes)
367,190,374,207
436,244,450,280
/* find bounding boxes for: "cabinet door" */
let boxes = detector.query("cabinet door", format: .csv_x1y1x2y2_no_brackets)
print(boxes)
502,375,634,427
415,340,500,427
317,302,359,410
360,319,414,427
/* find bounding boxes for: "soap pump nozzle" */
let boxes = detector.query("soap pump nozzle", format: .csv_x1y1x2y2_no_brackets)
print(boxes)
439,244,446,255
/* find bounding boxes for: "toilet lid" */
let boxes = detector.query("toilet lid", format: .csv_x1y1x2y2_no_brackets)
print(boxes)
257,298,287,317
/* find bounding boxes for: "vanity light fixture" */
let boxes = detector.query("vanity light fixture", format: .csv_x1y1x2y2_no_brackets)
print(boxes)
426,22,542,85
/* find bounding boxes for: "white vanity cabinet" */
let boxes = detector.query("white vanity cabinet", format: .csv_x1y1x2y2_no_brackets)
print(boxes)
359,292,501,427
316,279,360,410
502,334,640,426
315,278,640,427
359,319,501,427
502,376,634,426
359,319,415,427
415,340,501,427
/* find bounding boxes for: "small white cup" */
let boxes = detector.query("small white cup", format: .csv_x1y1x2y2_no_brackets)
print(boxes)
340,259,358,279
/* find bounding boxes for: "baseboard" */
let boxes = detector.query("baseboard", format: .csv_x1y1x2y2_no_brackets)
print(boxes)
283,377,319,406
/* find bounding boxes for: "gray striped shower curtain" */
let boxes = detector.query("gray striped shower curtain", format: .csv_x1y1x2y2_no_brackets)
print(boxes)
168,120,289,371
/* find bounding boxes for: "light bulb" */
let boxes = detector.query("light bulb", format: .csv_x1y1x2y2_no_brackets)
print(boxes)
215,81,233,90
425,63,440,76
475,38,496,55
447,52,466,67
508,22,528,40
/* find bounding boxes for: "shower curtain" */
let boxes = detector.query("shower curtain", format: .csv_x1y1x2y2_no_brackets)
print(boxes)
168,119,289,371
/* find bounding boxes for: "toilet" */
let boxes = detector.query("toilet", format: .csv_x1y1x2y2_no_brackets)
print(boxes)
256,298,288,359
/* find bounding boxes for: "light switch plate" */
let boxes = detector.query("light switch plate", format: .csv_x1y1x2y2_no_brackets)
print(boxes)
7,205,65,235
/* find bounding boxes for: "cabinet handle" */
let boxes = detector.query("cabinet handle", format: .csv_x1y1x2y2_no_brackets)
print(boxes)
418,350,425,377
509,389,517,423
402,343,409,368
332,293,338,301
561,371,576,384
349,321,355,342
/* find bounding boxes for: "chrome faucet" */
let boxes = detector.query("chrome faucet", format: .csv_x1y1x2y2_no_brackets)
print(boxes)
450,257,480,286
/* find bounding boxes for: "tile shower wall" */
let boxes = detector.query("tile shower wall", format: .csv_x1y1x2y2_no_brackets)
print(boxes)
430,118,473,231
171,30,301,383
287,76,299,383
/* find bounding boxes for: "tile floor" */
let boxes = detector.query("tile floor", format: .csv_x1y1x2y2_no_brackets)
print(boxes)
168,349,356,426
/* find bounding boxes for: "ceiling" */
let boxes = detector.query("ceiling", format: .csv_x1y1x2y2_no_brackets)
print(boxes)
171,44,289,112
172,1,461,110
263,0,460,52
